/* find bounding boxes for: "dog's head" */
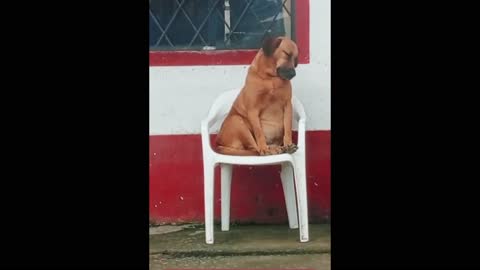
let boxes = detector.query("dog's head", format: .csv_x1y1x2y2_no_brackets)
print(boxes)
262,36,299,80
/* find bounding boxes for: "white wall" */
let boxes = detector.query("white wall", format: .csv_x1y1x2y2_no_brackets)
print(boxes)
149,0,330,135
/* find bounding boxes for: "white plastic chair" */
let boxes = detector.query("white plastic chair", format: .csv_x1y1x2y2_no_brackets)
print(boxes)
201,88,309,244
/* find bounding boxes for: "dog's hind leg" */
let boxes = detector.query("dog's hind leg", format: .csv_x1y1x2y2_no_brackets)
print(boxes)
216,146,259,156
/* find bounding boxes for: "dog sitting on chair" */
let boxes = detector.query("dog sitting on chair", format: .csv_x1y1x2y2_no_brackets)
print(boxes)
216,36,299,156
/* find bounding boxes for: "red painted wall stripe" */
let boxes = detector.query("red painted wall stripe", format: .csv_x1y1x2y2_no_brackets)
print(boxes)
295,0,310,64
149,0,310,66
149,130,330,224
149,50,259,66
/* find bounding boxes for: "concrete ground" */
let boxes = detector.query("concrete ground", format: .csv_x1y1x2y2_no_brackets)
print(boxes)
150,224,331,269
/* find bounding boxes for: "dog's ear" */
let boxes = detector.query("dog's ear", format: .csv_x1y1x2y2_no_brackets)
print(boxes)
262,36,282,57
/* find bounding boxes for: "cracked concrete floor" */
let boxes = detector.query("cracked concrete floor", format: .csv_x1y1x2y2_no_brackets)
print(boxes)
150,253,330,269
149,224,330,270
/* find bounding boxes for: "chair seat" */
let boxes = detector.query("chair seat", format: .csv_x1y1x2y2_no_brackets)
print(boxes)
215,152,295,166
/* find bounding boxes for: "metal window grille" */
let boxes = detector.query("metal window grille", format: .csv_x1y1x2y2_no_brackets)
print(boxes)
149,0,295,51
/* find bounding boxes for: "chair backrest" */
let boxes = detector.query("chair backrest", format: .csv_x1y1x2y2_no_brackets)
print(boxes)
206,88,241,131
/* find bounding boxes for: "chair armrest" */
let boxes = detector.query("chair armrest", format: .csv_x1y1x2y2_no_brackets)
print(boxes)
201,119,214,157
292,96,306,122
292,96,307,150
297,118,306,150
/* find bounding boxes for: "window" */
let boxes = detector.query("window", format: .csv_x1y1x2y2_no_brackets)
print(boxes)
149,0,309,66
149,0,295,51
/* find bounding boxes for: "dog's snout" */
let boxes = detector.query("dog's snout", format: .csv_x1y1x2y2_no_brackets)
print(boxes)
277,67,296,80
288,68,296,78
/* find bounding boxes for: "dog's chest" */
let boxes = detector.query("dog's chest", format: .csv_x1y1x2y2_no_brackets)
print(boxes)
261,90,286,119
266,84,290,104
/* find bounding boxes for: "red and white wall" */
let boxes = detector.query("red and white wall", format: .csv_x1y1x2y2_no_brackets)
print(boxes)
149,0,330,224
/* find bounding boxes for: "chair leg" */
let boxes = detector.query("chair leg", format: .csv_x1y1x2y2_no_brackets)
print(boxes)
221,164,233,231
281,162,298,229
204,163,215,244
293,158,309,242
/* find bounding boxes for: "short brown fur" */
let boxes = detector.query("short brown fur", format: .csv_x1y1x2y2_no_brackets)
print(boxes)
216,37,299,156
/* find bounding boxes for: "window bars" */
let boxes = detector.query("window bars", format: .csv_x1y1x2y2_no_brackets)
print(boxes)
149,0,294,50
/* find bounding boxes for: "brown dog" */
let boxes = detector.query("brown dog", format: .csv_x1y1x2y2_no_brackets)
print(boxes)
215,36,299,156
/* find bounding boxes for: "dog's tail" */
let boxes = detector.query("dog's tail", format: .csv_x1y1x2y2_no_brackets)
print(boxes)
216,146,259,156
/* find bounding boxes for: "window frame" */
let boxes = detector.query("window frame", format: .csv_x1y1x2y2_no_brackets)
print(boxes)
149,0,309,66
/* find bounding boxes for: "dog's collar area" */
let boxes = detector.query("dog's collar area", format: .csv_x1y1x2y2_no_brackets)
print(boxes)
250,65,278,80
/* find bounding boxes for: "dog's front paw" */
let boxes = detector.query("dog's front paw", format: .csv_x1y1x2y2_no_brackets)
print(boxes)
282,144,298,154
258,145,269,156
268,145,284,155
258,145,283,156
